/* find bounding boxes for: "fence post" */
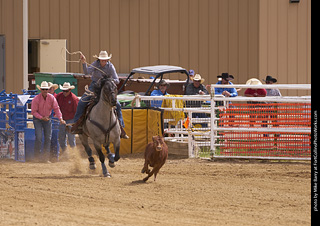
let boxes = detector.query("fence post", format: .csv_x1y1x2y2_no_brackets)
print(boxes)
187,112,194,158
210,85,216,158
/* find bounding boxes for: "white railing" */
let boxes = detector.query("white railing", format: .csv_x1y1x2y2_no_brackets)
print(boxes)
118,83,311,160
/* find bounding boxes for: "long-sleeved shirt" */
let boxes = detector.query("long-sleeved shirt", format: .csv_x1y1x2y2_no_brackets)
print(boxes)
244,88,267,96
56,92,79,120
82,60,119,84
31,93,62,120
150,89,169,107
214,81,238,97
266,88,281,97
185,83,209,95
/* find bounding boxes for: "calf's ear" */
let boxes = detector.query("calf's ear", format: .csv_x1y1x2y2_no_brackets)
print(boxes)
152,136,157,143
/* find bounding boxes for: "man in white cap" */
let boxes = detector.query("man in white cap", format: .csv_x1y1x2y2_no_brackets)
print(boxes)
56,82,79,159
71,50,128,139
32,81,65,162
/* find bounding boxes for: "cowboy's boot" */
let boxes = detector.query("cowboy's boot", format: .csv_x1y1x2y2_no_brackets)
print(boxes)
69,118,84,134
120,125,129,139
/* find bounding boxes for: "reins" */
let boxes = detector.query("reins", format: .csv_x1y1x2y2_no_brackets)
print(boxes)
88,110,117,144
86,81,119,144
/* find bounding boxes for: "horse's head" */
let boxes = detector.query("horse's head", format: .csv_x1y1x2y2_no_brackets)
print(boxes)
100,78,118,107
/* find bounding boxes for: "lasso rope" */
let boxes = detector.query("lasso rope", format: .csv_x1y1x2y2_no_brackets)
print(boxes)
61,47,107,75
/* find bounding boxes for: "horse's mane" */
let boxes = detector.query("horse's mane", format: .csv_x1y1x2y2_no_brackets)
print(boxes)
92,77,114,104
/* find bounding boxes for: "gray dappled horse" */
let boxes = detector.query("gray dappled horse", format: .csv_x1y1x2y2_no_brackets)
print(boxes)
79,78,121,177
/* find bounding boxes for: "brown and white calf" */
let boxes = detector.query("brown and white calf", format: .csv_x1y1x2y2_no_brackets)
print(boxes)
141,136,168,182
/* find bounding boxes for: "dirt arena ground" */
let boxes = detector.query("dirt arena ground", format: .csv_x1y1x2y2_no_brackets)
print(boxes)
0,148,311,226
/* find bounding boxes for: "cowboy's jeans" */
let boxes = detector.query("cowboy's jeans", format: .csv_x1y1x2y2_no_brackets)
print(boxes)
73,81,125,127
59,119,76,152
73,81,96,122
116,101,124,127
73,92,91,122
33,117,52,161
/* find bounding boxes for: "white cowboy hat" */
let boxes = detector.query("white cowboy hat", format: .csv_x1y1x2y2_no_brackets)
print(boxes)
246,78,262,86
193,74,205,84
93,50,112,60
59,82,75,90
48,82,59,90
36,81,51,90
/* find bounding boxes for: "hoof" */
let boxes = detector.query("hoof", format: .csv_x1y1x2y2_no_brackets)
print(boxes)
89,162,96,170
109,161,115,168
114,154,120,162
114,153,120,162
141,168,146,173
104,173,111,178
108,153,115,161
108,153,115,168
143,177,149,182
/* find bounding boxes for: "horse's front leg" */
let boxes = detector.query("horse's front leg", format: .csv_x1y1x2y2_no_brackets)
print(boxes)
104,144,115,168
79,134,96,170
94,142,111,177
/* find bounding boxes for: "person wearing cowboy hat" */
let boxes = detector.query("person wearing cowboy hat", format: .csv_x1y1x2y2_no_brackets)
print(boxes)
244,78,267,97
71,50,129,139
185,74,209,125
48,82,59,98
215,73,238,97
32,81,65,162
263,75,281,97
185,74,209,95
56,82,79,159
150,80,170,108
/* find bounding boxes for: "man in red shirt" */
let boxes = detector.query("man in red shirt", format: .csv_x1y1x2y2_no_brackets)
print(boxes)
244,78,267,97
56,82,79,157
244,78,267,127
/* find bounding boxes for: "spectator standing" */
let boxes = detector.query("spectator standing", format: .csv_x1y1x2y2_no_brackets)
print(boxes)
244,78,267,98
215,73,238,97
263,75,281,97
189,69,195,82
185,74,208,124
48,82,58,98
262,75,281,133
31,81,65,162
244,78,267,127
56,82,79,158
185,74,209,95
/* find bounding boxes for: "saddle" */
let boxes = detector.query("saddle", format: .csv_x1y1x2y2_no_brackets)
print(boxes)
71,82,129,138
71,97,128,138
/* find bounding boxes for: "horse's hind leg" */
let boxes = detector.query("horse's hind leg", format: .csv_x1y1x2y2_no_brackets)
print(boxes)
79,134,96,170
114,139,121,162
94,142,111,177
